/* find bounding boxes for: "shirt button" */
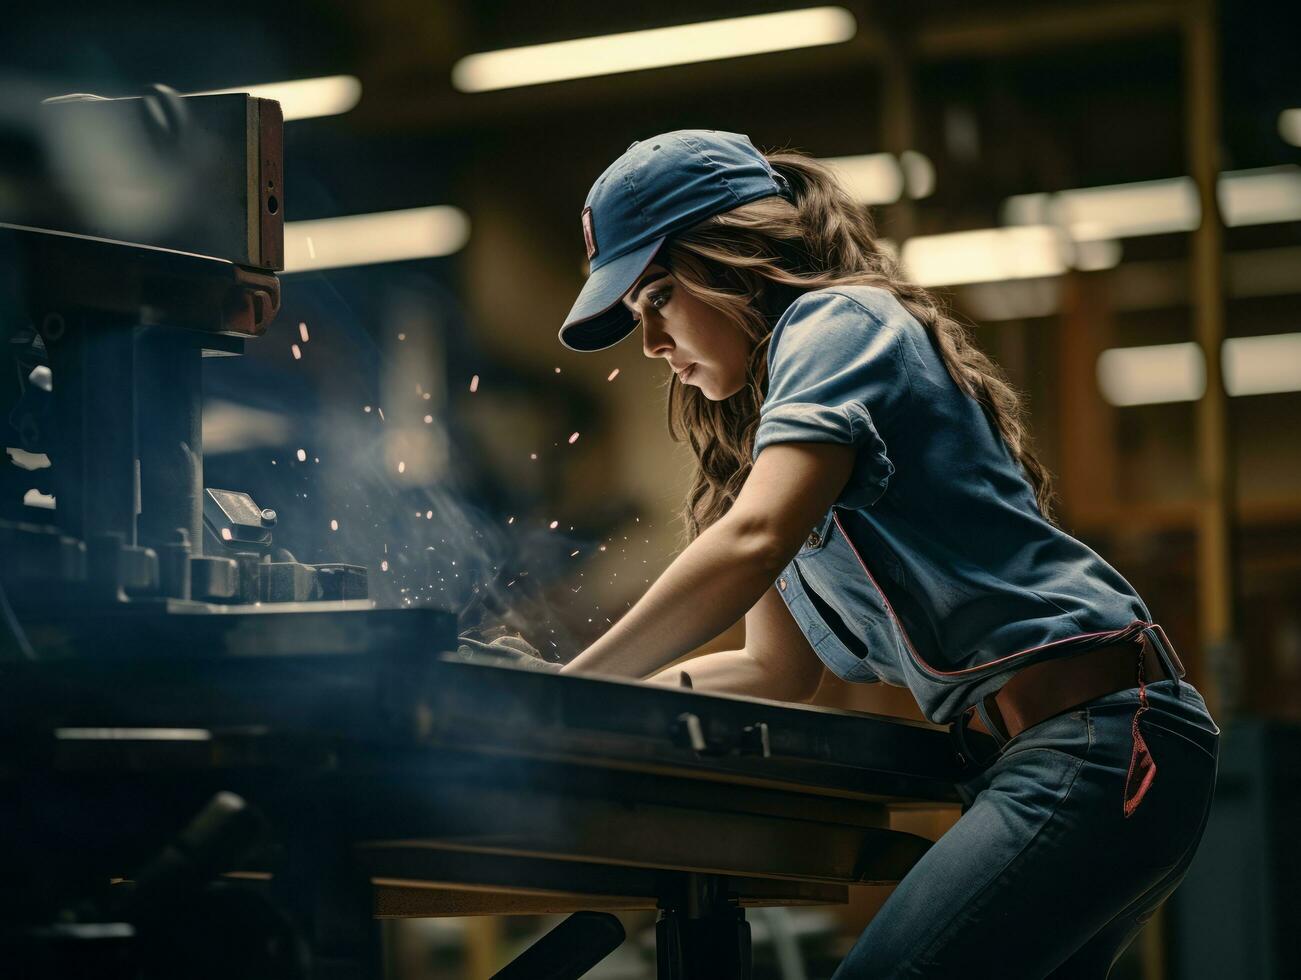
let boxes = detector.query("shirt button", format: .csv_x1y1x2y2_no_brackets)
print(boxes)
778,578,788,592
806,531,821,548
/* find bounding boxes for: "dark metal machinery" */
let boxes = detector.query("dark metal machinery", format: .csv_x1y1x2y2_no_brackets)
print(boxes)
0,92,962,979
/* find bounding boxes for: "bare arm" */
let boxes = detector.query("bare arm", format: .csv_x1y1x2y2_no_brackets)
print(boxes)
562,442,853,680
645,584,826,702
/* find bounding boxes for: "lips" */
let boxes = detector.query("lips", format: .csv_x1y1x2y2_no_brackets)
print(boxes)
673,363,695,382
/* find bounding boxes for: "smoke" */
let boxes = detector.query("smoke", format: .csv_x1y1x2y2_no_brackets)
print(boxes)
201,266,625,662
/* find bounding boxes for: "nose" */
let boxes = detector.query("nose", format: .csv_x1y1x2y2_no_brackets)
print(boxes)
641,317,673,359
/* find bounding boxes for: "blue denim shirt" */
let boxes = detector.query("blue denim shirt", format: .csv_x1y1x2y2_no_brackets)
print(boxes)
753,287,1151,723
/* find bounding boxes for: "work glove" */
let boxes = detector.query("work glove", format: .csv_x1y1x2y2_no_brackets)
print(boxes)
454,628,562,672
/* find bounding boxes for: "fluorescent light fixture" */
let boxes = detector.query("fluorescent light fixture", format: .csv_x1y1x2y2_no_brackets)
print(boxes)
451,7,857,92
1098,334,1301,405
1279,109,1301,148
900,150,935,199
1219,166,1301,227
820,153,903,205
958,280,1061,322
1073,238,1123,272
54,728,213,741
195,75,362,121
283,206,471,273
1003,166,1301,241
1097,342,1206,406
901,225,1069,287
1004,178,1200,242
1222,332,1301,396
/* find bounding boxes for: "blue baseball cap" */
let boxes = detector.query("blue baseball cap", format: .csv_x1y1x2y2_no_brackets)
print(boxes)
559,130,790,352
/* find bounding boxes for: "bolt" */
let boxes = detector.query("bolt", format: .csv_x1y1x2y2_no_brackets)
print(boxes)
260,508,277,525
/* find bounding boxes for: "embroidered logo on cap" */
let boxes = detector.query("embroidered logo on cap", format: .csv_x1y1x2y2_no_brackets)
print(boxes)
581,206,597,260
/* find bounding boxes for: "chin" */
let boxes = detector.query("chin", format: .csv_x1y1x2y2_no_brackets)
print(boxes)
702,379,746,402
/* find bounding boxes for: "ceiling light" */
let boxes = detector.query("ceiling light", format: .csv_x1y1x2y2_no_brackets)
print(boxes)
899,151,935,199
1002,166,1301,241
1219,167,1301,227
1222,333,1301,396
901,225,1069,287
195,75,362,121
819,153,903,205
451,7,857,92
283,206,471,273
1097,342,1206,406
1279,109,1301,148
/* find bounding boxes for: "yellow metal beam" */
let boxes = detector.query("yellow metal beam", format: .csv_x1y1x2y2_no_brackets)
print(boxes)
1184,0,1236,721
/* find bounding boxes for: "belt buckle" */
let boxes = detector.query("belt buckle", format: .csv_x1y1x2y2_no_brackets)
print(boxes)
950,707,1000,771
1141,624,1185,679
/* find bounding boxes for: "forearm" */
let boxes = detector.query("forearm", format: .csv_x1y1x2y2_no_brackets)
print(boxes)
646,648,809,701
561,515,781,679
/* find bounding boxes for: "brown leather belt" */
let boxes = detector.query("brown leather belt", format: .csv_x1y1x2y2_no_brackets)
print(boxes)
968,630,1179,742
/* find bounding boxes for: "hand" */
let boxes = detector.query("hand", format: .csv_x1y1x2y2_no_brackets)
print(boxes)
455,631,562,673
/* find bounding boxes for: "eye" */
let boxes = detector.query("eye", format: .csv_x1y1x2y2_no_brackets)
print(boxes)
647,288,670,310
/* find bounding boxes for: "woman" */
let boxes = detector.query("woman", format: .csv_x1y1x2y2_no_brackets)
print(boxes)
558,130,1218,978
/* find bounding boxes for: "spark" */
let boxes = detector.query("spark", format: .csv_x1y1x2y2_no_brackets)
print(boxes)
607,368,620,381
380,560,389,572
470,374,480,393
378,407,386,421
507,516,516,524
424,414,433,424
296,449,307,462
422,392,431,400
364,405,372,413
568,432,580,444
529,453,538,461
426,510,433,519
398,460,406,474
554,367,561,374
330,519,339,531
398,332,406,341
570,550,580,557
220,527,233,541
599,545,607,552
299,322,310,343
291,344,302,360
549,520,558,530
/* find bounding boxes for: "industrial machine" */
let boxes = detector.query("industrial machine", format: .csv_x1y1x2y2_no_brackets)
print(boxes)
0,90,961,979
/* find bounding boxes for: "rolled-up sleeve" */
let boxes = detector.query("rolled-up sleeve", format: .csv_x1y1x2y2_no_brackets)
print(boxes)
754,290,911,509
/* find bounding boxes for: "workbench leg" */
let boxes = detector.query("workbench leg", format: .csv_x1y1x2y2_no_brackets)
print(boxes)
272,830,379,980
655,876,752,980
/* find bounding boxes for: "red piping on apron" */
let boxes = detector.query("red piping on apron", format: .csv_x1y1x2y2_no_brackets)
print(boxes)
829,512,1150,679
829,511,1158,814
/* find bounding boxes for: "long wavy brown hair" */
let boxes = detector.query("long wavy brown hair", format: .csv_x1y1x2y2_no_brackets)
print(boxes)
663,150,1054,539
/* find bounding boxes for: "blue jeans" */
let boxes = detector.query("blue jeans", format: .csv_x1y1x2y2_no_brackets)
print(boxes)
833,681,1219,979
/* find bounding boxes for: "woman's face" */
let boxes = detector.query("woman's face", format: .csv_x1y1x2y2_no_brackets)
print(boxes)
621,264,753,400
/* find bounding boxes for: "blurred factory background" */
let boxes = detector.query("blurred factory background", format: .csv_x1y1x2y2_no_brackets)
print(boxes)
2,0,1298,977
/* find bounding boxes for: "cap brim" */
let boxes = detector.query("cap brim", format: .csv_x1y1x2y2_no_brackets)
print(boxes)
558,236,665,352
